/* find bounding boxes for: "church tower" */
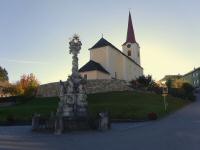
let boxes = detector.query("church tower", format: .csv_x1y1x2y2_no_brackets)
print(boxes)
122,12,141,65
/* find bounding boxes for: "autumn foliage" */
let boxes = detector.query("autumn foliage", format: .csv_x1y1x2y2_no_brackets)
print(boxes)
14,73,40,96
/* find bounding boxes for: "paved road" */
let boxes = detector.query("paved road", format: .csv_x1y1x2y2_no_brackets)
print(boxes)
0,92,200,150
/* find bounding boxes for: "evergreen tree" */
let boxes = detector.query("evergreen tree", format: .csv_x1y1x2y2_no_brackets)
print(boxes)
0,66,9,81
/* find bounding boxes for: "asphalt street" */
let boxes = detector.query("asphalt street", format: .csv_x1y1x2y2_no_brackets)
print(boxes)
0,91,200,150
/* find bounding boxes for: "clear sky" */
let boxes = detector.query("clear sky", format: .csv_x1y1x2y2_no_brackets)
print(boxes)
0,0,200,84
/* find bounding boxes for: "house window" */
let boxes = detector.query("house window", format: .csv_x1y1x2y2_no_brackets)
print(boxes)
84,74,87,80
128,51,131,56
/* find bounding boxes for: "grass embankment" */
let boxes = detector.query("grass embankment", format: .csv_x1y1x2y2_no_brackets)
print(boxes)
0,91,190,123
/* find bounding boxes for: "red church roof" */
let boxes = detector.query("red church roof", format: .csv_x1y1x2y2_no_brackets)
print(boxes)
123,12,137,45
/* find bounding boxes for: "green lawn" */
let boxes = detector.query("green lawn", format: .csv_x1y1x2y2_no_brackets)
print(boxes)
0,91,190,123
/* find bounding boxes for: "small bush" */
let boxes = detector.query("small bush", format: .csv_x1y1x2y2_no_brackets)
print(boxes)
147,112,158,120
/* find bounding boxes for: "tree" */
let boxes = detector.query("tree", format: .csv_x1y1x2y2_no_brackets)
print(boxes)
167,79,195,101
130,75,159,91
137,75,153,87
15,73,40,96
173,79,184,88
166,79,172,89
0,66,9,81
182,82,194,94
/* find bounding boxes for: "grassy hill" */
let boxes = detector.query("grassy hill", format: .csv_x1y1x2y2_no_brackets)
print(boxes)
0,91,190,123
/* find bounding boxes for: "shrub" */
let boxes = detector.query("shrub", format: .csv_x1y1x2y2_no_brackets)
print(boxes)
182,83,194,94
168,82,195,101
130,75,162,94
130,75,153,90
187,93,196,101
148,82,162,94
137,75,152,88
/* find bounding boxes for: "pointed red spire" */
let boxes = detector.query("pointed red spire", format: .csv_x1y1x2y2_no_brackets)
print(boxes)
123,12,136,45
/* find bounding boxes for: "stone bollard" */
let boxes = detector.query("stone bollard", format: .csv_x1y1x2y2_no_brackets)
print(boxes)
98,112,110,131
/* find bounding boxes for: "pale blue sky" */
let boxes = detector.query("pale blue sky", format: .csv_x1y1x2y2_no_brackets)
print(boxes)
0,0,200,84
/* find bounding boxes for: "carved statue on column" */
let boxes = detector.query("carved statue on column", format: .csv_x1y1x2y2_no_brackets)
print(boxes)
57,34,88,119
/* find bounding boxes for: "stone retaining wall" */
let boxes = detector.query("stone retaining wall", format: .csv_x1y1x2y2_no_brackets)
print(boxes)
36,79,133,97
36,82,60,97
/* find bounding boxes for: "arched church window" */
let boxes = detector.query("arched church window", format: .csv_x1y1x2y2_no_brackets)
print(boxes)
128,50,131,56
138,51,140,57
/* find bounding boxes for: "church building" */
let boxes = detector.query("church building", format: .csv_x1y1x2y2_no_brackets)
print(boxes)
79,12,143,81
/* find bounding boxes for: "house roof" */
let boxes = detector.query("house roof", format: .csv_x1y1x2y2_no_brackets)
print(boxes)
79,60,110,74
123,11,137,45
182,67,200,77
89,37,118,50
89,38,143,69
159,75,182,82
0,81,10,88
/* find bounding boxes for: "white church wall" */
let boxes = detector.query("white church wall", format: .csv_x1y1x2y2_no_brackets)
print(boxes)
90,46,124,80
80,71,97,80
89,43,143,81
80,70,110,80
90,47,108,70
97,71,111,79
132,43,140,65
107,46,123,79
122,43,140,65
123,56,143,81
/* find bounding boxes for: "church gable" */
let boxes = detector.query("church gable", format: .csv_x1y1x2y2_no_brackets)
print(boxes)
89,37,142,69
79,12,143,81
79,60,109,74
89,37,119,51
